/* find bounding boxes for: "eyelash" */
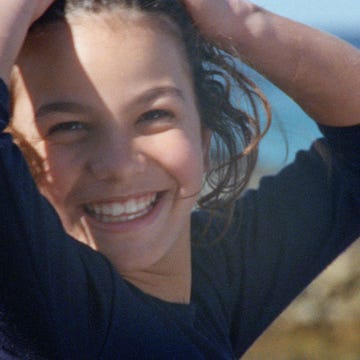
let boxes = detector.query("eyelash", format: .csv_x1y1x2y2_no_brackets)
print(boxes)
138,109,174,123
46,109,174,136
47,121,87,135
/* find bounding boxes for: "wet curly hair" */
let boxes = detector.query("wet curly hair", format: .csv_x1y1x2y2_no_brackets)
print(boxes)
11,0,271,230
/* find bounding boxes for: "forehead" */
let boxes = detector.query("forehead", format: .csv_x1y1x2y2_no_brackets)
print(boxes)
14,11,193,108
20,10,188,69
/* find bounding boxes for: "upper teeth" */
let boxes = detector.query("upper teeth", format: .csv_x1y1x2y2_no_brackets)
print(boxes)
85,194,156,217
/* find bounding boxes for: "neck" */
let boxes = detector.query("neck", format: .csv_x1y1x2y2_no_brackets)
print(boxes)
124,269,191,304
121,240,192,304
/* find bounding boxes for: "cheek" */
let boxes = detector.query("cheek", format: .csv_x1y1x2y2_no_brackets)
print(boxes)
37,146,81,205
146,130,205,194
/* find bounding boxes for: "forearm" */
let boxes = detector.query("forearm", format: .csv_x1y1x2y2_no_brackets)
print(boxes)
0,1,54,85
234,6,360,127
0,2,38,85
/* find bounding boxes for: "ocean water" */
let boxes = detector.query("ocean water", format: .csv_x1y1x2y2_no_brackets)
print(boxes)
249,31,360,173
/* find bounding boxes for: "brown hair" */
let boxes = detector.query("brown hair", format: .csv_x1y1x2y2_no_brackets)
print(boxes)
11,0,271,231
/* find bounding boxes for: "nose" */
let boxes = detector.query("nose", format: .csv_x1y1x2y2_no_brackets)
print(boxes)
87,130,145,182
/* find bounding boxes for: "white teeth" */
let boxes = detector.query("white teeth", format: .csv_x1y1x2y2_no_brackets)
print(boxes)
114,203,125,214
125,199,137,214
102,205,113,215
84,194,157,223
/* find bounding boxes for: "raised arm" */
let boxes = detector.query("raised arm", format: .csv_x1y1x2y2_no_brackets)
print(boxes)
0,0,54,84
182,0,360,127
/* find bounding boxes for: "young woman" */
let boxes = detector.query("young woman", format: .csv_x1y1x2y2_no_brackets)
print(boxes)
1,0,359,358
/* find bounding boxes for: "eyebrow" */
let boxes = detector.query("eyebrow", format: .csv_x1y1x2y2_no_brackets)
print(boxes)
36,102,93,119
133,86,185,105
35,86,185,119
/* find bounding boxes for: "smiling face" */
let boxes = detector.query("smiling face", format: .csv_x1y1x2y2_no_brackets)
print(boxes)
11,11,209,275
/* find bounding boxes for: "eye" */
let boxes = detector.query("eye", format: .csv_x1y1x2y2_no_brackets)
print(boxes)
138,109,174,123
47,121,88,136
44,120,90,144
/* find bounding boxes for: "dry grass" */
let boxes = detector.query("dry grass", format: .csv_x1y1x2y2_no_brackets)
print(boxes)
241,240,360,360
242,320,360,360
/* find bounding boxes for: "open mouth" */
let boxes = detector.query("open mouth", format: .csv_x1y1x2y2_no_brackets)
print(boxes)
83,193,158,224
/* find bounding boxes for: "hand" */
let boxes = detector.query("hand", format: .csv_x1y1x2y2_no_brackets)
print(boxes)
181,0,256,44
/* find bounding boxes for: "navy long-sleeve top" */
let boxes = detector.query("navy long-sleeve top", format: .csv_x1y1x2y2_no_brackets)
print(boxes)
0,79,359,359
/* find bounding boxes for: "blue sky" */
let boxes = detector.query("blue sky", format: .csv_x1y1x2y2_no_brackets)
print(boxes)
256,0,360,33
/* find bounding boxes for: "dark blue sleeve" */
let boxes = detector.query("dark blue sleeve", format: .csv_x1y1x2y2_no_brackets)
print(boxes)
0,80,116,358
226,124,360,356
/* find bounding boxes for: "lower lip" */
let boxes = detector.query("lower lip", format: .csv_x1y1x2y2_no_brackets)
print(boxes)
83,193,166,234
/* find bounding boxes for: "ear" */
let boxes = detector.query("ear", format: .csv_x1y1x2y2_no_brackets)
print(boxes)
201,127,212,172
